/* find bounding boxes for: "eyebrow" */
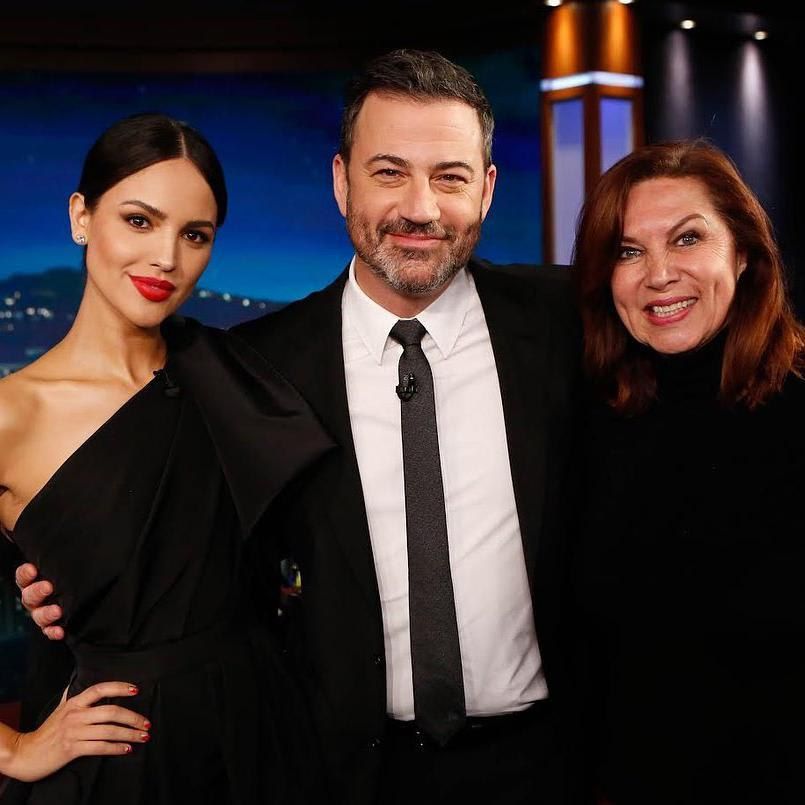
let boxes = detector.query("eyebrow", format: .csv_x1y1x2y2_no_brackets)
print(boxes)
120,199,215,230
622,213,710,242
669,213,709,232
366,154,476,177
120,200,166,219
367,154,409,169
433,160,475,177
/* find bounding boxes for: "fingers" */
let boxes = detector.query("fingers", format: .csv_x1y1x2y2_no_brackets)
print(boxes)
61,685,152,758
79,725,150,744
14,563,38,591
71,681,140,707
82,704,150,731
21,580,59,615
72,740,134,758
15,566,65,639
42,624,65,641
31,602,62,628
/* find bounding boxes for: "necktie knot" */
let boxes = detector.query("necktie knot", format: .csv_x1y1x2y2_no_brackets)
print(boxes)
390,319,427,349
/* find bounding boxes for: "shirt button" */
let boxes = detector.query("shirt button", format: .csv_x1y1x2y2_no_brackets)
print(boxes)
367,737,382,750
373,654,384,668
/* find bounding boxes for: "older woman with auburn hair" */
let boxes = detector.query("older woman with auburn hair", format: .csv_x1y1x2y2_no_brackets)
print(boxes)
572,140,805,804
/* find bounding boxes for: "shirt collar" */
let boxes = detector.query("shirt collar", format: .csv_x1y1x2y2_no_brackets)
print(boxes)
343,257,473,364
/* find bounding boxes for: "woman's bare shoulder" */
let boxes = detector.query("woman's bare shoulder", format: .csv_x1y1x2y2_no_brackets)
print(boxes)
0,346,69,433
0,368,44,443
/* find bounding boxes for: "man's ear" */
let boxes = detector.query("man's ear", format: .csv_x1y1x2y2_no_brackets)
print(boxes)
480,163,497,222
333,154,349,219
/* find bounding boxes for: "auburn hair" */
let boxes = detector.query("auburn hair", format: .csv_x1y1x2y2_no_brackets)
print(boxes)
574,139,804,414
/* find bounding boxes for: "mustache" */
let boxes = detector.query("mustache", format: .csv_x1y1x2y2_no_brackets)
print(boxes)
379,219,453,240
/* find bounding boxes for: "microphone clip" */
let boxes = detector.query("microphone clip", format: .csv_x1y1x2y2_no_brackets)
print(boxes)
154,368,182,399
396,373,417,402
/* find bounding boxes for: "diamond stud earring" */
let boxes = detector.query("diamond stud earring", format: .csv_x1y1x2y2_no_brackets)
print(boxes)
74,233,87,245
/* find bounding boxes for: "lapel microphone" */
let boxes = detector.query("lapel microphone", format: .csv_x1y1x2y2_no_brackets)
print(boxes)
153,368,182,398
396,372,417,402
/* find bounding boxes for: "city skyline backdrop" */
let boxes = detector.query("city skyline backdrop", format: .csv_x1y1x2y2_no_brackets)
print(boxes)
0,49,544,305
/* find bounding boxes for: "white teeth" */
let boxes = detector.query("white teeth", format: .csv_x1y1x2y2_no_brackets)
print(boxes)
650,299,695,316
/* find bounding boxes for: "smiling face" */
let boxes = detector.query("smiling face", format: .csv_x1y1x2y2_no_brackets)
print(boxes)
332,92,496,313
610,176,747,355
70,157,218,330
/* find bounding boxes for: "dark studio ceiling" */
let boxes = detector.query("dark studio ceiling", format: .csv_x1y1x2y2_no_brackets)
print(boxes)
0,1,801,59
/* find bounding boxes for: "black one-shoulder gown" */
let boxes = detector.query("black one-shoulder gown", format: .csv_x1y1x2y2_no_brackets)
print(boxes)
1,318,333,805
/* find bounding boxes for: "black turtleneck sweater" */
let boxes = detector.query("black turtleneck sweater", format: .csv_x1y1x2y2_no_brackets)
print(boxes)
574,335,805,804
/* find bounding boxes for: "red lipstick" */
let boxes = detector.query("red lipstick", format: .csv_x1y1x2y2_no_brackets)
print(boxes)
129,275,176,303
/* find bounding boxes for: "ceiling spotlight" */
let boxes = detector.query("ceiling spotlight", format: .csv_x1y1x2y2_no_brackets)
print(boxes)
680,19,696,30
545,0,562,6
754,30,768,41
618,0,635,4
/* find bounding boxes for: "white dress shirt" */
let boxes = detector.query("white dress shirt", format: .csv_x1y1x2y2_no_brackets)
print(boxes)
342,259,547,719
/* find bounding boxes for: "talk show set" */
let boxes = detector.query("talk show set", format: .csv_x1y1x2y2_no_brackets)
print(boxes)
1,2,802,803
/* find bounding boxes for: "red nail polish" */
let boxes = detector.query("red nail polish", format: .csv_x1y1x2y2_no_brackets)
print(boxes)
140,733,150,743
143,720,151,730
123,744,132,754
128,685,138,695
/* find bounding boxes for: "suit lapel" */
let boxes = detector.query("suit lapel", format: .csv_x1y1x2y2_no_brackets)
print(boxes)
471,262,550,589
278,271,381,609
272,261,551,604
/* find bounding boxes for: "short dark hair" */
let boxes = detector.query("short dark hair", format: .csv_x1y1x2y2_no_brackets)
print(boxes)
339,49,494,168
574,138,805,413
77,112,228,225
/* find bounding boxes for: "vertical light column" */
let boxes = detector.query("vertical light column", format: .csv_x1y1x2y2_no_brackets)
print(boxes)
541,0,644,263
550,99,586,268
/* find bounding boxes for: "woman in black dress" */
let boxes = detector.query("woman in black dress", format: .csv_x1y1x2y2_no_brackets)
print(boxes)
572,140,805,804
0,114,331,803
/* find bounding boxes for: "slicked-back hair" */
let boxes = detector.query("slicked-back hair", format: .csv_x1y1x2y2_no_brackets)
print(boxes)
339,49,494,168
78,112,228,226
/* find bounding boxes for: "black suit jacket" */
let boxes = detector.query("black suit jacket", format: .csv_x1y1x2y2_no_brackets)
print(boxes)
232,257,581,804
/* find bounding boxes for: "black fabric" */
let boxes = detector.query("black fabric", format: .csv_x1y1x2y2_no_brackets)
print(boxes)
2,319,333,805
232,259,583,804
389,319,465,746
0,532,23,582
378,701,564,805
574,335,805,804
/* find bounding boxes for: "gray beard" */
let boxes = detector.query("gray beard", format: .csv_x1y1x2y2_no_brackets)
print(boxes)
347,206,482,297
362,245,466,296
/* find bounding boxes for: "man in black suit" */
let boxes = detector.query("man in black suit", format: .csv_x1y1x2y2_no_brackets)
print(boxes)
19,50,581,804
